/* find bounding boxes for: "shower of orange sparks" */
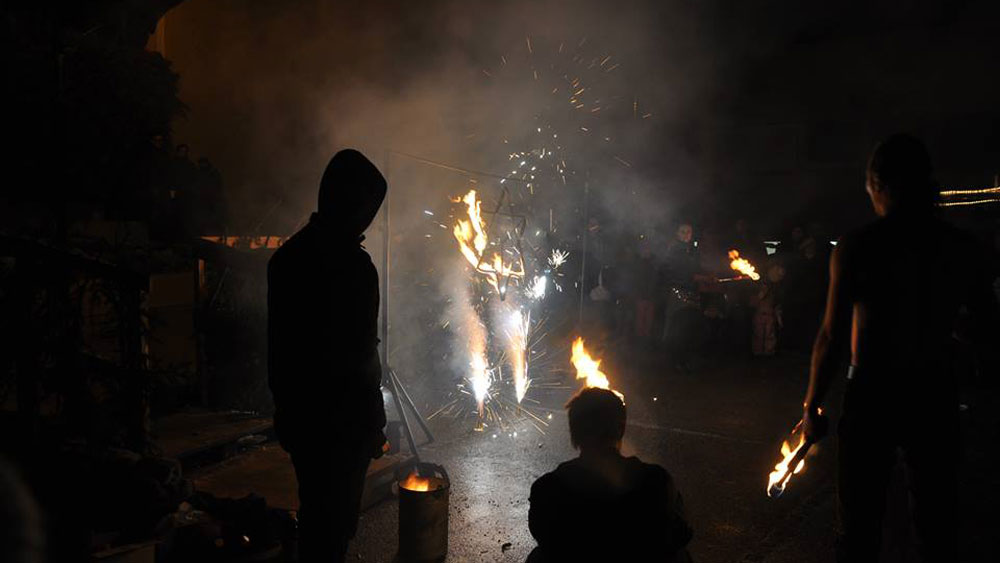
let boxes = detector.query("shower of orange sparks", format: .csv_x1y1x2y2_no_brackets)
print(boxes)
570,337,624,403
728,249,761,281
452,189,524,294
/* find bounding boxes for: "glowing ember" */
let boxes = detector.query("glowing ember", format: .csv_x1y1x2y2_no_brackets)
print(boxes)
728,249,761,281
452,189,524,294
570,337,624,402
400,471,433,492
507,309,531,403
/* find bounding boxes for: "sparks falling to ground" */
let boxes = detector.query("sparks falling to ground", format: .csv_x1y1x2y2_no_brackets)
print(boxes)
506,309,531,403
570,337,624,402
466,318,491,418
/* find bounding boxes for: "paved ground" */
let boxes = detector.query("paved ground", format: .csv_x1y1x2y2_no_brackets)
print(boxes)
193,340,997,562
347,348,843,563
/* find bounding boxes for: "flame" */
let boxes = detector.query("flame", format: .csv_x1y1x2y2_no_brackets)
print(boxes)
507,309,530,403
767,433,807,497
400,471,432,492
570,337,624,402
728,249,761,281
453,189,524,294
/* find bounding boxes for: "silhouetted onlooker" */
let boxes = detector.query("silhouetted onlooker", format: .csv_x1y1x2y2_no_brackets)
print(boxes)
528,388,692,563
783,235,828,352
801,134,999,563
661,223,703,370
268,149,388,562
633,240,657,340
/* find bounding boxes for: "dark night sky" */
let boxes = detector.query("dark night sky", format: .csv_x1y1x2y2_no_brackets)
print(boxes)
158,0,999,236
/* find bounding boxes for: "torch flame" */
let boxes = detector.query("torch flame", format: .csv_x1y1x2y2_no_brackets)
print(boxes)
570,337,624,402
453,189,524,294
766,433,807,497
400,471,433,492
728,249,761,281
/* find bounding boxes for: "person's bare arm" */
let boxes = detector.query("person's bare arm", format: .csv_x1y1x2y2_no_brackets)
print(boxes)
967,260,1000,379
802,245,851,439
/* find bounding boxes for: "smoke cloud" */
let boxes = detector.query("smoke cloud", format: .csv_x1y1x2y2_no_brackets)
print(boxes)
164,0,726,405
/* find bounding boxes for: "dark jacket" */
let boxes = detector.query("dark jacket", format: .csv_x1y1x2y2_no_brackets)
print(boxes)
267,150,388,451
529,455,693,562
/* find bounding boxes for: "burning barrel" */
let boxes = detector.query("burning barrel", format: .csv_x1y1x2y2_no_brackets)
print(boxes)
398,463,449,562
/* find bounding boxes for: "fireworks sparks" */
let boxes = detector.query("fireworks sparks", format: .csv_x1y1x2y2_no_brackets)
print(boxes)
426,35,644,432
506,309,531,403
548,249,569,269
528,275,548,300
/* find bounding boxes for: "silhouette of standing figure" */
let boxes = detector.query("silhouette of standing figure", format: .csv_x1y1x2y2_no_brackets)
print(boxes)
528,388,693,563
800,134,999,563
268,149,388,562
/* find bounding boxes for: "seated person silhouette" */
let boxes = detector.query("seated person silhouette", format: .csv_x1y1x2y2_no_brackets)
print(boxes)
528,388,693,563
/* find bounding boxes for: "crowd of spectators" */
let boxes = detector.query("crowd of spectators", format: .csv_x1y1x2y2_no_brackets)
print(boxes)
146,136,227,239
577,216,833,369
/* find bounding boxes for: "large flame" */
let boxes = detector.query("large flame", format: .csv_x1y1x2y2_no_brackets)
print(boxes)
767,432,807,497
453,189,524,294
400,471,433,492
507,309,530,403
570,337,624,402
728,249,761,281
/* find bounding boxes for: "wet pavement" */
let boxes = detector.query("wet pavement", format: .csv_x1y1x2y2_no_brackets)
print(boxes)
348,349,843,563
197,341,995,562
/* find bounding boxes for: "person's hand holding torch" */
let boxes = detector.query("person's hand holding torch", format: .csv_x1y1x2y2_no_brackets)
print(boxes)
766,407,828,498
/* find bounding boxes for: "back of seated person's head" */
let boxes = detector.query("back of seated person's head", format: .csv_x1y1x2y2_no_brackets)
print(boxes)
566,388,626,452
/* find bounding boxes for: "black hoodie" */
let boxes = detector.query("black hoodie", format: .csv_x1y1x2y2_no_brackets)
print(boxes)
267,150,387,450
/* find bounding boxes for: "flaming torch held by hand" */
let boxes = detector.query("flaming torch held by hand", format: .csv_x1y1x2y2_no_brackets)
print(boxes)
766,410,828,498
570,337,624,403
727,249,761,281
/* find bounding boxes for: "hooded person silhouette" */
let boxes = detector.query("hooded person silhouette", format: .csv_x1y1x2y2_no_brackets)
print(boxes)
268,149,388,562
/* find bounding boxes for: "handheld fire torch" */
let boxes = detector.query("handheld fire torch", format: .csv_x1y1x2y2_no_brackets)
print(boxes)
766,411,828,498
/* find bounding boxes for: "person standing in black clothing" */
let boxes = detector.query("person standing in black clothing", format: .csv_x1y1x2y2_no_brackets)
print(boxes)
268,149,388,562
528,388,692,563
800,134,999,562
661,223,705,370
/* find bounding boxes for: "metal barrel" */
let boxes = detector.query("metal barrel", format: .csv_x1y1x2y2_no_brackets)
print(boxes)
398,462,449,562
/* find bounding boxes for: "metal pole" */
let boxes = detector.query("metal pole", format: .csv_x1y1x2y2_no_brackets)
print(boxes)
578,182,589,325
381,150,390,371
388,367,420,459
392,369,434,445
